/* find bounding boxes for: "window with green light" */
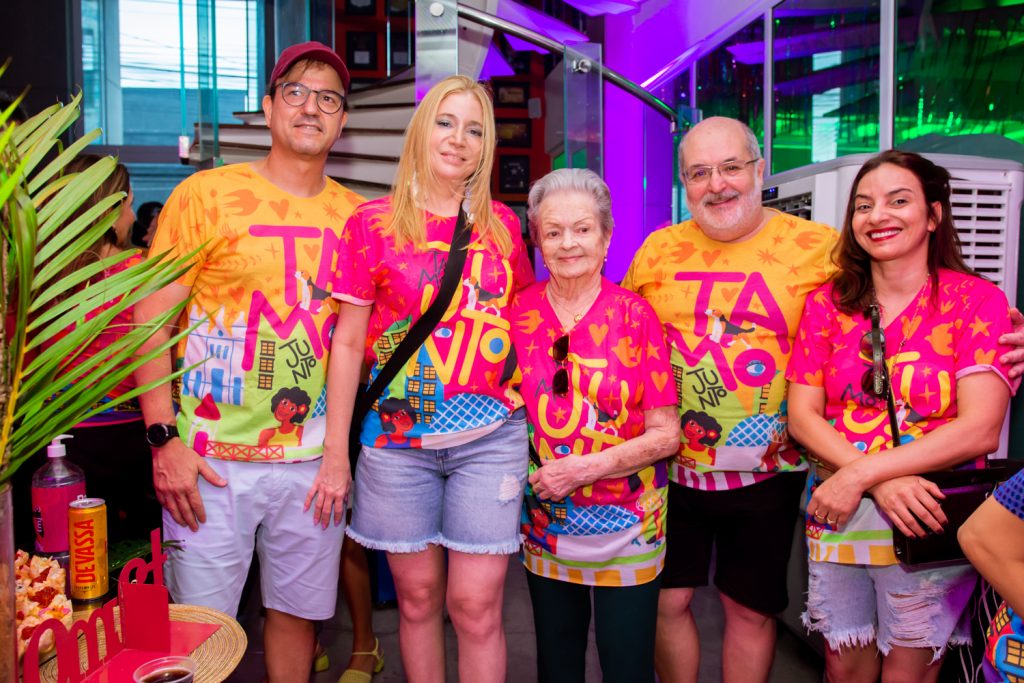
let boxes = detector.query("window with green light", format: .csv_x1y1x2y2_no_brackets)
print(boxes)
695,19,764,145
771,0,881,174
895,0,1024,147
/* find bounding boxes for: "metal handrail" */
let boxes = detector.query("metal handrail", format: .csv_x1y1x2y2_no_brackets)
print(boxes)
456,3,677,123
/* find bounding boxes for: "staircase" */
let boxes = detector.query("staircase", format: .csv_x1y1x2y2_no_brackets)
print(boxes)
194,71,416,200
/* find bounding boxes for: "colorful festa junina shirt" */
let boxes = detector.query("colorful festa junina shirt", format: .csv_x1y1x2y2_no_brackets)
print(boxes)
150,163,365,462
787,269,1013,566
333,196,534,449
986,468,1024,681
46,253,146,425
510,278,677,587
622,211,837,491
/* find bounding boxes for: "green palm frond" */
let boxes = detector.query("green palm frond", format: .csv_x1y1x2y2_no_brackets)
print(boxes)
0,78,199,482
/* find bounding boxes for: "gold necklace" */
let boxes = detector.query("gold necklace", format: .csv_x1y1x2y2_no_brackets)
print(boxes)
547,283,601,325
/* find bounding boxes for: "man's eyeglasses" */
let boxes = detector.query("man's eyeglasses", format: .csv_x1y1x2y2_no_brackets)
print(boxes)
683,159,760,184
278,82,346,115
860,304,889,398
552,334,569,397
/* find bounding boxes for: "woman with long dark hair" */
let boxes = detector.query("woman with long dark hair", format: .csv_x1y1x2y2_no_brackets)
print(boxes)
787,150,1015,682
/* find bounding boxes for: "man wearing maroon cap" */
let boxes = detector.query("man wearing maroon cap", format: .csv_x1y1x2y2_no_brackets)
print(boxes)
134,41,364,682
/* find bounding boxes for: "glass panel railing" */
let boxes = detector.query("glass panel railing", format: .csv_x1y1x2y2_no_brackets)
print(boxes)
273,0,310,56
387,0,414,76
415,0,458,101
195,0,219,164
562,42,603,175
647,70,693,225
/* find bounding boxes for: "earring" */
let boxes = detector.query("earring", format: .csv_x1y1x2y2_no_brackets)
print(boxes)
462,183,475,222
411,172,422,202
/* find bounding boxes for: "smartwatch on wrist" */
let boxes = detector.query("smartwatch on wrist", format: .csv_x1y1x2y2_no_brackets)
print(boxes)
145,423,179,448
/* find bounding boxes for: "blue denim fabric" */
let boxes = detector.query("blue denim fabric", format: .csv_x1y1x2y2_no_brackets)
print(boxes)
348,409,528,554
803,559,977,662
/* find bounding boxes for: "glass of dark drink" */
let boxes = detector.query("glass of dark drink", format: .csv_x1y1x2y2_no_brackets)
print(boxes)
132,656,197,683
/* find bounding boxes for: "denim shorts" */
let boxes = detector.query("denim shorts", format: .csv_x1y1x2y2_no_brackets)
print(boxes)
347,409,528,554
803,559,978,662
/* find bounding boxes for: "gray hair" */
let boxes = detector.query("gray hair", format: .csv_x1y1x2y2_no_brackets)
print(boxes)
526,168,614,244
677,117,762,177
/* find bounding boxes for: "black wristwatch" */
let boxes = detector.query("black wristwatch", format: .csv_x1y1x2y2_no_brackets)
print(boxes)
146,423,180,447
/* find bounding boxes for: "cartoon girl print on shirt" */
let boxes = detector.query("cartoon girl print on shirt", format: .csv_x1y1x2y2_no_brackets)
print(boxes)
522,492,558,556
681,409,723,466
258,387,311,447
374,397,422,448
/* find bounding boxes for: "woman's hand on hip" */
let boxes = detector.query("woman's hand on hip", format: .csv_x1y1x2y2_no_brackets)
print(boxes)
869,475,947,538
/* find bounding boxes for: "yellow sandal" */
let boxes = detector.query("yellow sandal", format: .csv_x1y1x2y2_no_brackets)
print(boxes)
337,637,384,683
313,641,330,673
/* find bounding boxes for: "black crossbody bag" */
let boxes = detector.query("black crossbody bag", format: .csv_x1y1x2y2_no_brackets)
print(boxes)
347,208,472,469
883,361,1023,565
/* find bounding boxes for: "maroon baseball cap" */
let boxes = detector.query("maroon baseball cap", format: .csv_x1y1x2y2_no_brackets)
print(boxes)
269,41,351,95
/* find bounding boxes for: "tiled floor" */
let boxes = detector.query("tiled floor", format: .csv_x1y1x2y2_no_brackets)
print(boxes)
226,557,824,682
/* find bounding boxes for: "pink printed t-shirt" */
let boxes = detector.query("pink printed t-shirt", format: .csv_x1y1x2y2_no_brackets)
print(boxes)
787,269,1013,566
510,278,678,587
333,196,534,449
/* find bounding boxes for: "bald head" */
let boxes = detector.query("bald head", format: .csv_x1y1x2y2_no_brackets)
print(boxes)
678,116,768,243
678,117,761,173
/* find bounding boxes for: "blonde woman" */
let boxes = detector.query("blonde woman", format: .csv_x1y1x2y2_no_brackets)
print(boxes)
325,76,534,682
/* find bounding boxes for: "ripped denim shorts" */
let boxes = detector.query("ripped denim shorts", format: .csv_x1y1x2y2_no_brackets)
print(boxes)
347,408,529,555
803,559,977,662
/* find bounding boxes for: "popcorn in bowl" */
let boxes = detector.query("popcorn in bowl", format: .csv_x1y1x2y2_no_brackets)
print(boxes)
15,550,74,658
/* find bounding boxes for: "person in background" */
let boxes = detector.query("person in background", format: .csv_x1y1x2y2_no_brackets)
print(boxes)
325,75,534,682
13,153,158,549
787,150,1013,683
132,201,163,249
959,468,1024,682
511,168,679,683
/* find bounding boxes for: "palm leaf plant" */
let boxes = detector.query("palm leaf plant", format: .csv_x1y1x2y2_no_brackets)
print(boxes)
0,63,199,678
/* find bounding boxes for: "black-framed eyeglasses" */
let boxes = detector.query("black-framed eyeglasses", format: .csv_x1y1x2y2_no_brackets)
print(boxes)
860,304,888,398
552,334,569,397
278,82,346,114
682,159,760,184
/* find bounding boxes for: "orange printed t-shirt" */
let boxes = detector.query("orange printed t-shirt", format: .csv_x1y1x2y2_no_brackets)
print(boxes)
622,210,837,490
150,163,364,462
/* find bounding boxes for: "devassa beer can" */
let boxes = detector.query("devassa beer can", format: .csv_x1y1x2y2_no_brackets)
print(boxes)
68,498,108,601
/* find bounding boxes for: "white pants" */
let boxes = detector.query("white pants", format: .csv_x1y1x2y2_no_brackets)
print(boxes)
163,458,345,620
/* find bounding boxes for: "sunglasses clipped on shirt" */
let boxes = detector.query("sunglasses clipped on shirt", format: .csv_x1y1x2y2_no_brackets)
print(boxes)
552,334,569,397
860,304,889,399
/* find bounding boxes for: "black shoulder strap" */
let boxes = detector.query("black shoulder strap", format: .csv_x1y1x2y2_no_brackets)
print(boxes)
883,363,901,449
349,208,471,464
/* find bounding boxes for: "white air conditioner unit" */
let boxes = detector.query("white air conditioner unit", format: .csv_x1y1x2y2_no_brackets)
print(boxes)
764,152,1024,459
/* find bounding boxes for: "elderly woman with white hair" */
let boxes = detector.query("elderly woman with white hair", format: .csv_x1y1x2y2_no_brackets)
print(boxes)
509,168,680,683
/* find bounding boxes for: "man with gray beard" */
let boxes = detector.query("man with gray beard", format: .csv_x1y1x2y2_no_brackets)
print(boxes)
622,116,837,683
625,115,1024,683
